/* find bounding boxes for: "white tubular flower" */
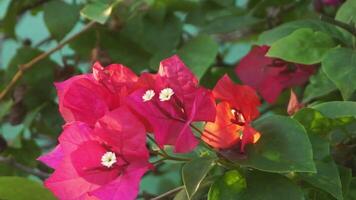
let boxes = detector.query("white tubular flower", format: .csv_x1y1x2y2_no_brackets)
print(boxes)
142,90,155,102
159,88,174,101
101,152,117,168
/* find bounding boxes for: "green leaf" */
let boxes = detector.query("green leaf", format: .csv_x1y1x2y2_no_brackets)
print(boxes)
336,0,356,24
178,35,218,79
174,189,189,200
182,157,216,199
300,159,343,200
322,48,356,100
346,178,356,199
0,177,56,200
292,108,332,160
4,139,41,167
303,69,337,102
267,28,336,64
121,13,183,62
80,0,114,24
338,166,352,197
312,101,356,119
225,115,316,173
292,108,332,136
240,172,304,200
44,1,79,40
201,15,261,34
258,19,350,45
0,99,13,121
208,170,246,200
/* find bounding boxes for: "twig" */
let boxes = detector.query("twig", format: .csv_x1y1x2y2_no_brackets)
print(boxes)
320,15,356,36
0,21,96,100
150,186,184,200
0,156,50,179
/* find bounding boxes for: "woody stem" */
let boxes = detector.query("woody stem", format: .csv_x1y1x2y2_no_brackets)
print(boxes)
148,135,191,163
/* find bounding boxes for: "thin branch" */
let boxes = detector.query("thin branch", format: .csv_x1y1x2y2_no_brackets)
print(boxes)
320,15,356,36
0,21,96,100
0,156,50,179
150,186,184,200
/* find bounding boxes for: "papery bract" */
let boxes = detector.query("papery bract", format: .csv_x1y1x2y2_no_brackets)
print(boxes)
127,55,216,153
202,75,261,152
56,62,138,127
235,45,315,103
287,89,304,115
41,107,150,200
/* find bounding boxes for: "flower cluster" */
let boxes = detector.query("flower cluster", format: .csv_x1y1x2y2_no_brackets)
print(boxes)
38,52,311,199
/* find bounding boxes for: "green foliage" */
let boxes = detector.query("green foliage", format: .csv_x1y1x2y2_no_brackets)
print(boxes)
336,0,356,24
182,157,216,199
80,0,115,24
1,0,356,199
322,48,356,100
178,35,219,79
240,172,304,200
303,69,337,102
267,28,336,64
0,177,55,200
44,1,79,40
226,115,316,173
208,170,246,200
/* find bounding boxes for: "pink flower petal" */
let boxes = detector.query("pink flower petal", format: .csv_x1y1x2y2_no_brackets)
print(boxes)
37,145,63,169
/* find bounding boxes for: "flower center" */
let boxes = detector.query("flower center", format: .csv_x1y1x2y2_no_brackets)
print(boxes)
159,88,174,101
142,89,155,102
231,109,246,125
101,152,117,168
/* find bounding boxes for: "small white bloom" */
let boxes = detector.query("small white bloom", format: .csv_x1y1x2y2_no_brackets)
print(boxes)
159,88,174,101
237,113,245,123
142,90,155,102
101,152,117,168
231,109,236,116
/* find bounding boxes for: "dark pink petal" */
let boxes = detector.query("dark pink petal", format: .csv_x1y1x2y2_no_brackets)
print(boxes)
236,45,278,90
71,140,120,185
45,156,100,200
92,62,138,94
235,45,315,103
37,145,63,169
55,76,113,126
58,122,94,154
214,75,260,121
184,88,216,122
158,55,198,100
127,89,198,153
240,124,258,152
90,166,148,200
94,106,149,162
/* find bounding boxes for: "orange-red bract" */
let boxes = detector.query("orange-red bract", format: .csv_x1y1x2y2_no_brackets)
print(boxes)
202,75,261,152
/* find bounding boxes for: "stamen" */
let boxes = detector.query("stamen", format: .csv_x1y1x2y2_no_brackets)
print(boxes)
159,88,174,101
142,90,155,102
101,152,117,168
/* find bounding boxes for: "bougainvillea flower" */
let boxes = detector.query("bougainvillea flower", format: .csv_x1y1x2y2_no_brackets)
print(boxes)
202,75,261,152
56,62,138,126
287,89,304,115
235,45,315,103
127,55,216,153
40,107,150,200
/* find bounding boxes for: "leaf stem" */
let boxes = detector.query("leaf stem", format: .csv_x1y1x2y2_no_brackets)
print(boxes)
0,21,96,100
320,15,356,37
0,156,50,179
150,186,184,200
